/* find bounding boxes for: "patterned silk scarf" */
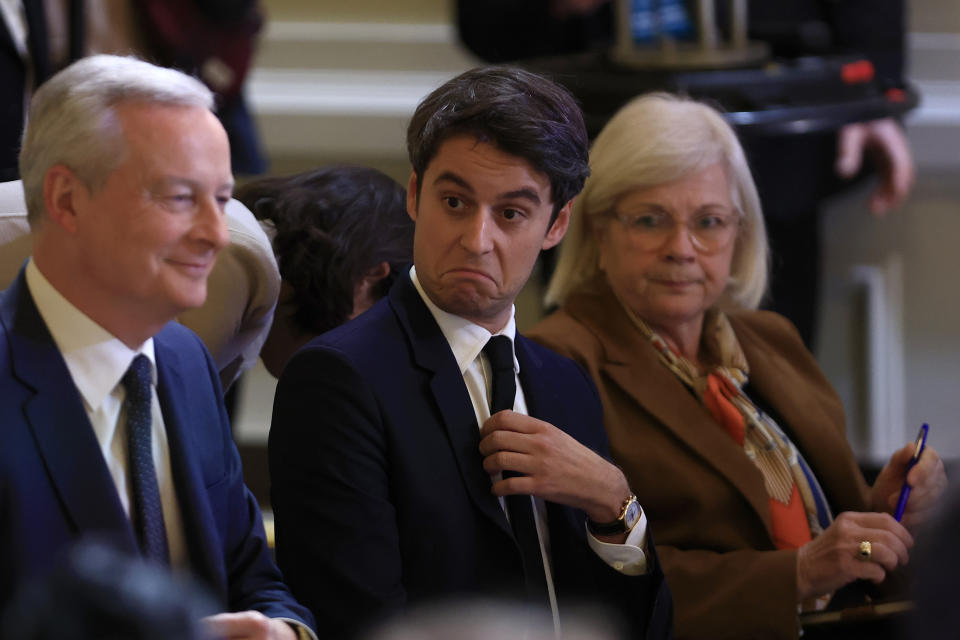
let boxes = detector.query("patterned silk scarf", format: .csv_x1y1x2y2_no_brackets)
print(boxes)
620,303,833,549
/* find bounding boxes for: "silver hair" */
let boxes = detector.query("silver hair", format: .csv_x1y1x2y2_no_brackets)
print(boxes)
19,54,215,228
545,92,769,311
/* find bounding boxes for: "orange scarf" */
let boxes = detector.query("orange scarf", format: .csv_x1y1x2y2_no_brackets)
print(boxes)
617,303,827,550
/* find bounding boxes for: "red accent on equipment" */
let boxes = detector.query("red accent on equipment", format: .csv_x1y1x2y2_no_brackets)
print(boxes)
841,60,875,85
885,88,907,102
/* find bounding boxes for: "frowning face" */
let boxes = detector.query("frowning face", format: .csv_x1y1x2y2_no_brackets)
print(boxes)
407,135,570,332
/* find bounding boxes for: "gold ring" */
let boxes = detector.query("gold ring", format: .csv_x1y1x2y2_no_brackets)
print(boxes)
857,540,872,561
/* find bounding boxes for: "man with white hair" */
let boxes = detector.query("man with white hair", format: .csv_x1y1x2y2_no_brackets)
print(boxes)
0,55,314,640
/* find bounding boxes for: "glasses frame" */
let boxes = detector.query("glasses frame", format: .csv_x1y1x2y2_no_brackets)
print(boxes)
605,207,742,254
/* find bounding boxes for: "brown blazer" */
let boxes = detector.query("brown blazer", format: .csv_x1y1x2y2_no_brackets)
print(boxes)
529,278,870,640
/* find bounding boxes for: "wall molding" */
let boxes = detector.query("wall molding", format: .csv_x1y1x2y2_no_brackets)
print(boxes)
264,21,455,44
248,25,960,160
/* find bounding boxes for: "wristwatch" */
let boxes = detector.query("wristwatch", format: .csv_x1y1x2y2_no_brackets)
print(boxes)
587,493,641,536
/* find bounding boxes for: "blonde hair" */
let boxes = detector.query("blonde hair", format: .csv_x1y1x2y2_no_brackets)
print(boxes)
20,55,213,228
545,92,768,310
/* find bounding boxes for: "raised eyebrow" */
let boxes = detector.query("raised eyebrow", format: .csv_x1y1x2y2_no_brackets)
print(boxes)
498,188,541,206
433,171,474,193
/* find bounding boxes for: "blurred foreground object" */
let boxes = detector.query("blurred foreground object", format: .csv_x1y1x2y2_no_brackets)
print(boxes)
1,541,217,640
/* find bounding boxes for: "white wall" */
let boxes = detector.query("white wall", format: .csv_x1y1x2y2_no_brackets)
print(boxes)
817,29,960,462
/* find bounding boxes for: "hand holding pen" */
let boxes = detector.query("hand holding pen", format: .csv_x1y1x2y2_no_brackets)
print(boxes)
894,424,929,522
870,424,947,530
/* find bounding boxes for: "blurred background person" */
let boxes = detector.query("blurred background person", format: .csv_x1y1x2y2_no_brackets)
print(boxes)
0,0,266,179
2,541,217,640
456,0,914,348
234,165,414,378
528,93,944,639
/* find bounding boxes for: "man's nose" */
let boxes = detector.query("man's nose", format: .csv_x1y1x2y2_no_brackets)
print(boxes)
193,196,230,251
459,209,494,254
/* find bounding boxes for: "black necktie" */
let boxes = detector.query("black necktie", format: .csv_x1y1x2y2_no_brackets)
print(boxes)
482,336,549,606
122,354,170,564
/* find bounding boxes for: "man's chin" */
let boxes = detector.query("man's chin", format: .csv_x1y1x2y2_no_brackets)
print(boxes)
435,291,514,328
169,286,209,314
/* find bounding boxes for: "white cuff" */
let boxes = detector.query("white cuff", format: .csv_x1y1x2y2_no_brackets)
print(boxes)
585,508,649,576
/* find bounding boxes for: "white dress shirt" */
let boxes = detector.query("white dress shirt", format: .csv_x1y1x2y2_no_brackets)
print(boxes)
410,267,648,625
25,258,187,567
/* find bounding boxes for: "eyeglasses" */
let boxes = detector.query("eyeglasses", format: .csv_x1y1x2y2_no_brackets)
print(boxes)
608,208,740,254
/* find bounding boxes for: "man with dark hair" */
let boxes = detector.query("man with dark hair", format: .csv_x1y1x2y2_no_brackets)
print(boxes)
270,66,672,639
234,165,414,378
406,67,590,223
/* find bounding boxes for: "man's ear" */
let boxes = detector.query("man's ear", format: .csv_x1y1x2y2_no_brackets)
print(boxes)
542,199,573,250
42,165,84,234
406,172,419,222
363,261,391,284
351,261,392,320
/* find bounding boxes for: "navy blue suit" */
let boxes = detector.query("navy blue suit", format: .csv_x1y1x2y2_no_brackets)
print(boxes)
0,269,313,629
270,271,672,639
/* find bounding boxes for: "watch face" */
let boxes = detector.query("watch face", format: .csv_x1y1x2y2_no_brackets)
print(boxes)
624,500,641,528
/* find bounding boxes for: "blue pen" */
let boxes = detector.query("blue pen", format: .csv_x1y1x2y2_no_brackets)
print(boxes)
893,423,929,522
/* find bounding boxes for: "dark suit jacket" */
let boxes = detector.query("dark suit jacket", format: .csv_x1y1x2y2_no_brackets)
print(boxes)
0,269,313,630
529,278,871,640
270,271,672,639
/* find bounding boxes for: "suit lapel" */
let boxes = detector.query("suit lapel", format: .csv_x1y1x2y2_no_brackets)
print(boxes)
1,271,136,550
388,274,513,539
731,316,867,513
566,281,774,536
153,331,223,588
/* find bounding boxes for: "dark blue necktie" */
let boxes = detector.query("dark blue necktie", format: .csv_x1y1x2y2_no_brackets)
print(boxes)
122,354,170,564
482,336,549,606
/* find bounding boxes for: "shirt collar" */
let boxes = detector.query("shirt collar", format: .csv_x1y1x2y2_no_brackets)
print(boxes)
410,266,519,375
25,258,156,411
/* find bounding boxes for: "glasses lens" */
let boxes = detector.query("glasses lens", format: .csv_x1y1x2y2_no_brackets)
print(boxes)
690,213,737,252
615,210,738,253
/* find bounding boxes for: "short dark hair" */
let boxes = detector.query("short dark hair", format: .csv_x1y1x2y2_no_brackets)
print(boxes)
235,166,413,336
406,66,590,220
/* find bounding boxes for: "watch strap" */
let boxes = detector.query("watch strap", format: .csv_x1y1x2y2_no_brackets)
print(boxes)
587,494,639,536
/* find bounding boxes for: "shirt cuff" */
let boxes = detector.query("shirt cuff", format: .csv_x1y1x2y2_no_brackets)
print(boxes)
585,507,649,576
278,618,318,640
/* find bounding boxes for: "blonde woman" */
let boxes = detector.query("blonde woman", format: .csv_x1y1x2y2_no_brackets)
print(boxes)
529,93,945,639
